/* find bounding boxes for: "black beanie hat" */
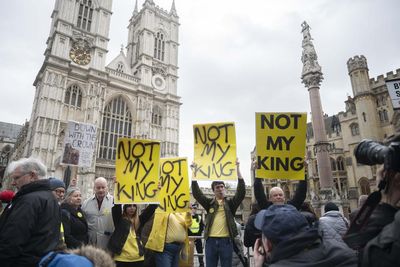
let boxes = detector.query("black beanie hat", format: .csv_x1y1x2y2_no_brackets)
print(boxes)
324,202,339,212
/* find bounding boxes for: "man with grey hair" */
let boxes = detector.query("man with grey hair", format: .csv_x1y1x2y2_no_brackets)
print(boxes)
82,177,114,249
0,157,61,267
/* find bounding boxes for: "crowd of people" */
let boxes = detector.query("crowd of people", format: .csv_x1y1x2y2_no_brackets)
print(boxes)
0,156,399,267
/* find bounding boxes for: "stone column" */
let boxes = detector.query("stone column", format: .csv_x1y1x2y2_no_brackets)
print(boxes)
300,22,335,203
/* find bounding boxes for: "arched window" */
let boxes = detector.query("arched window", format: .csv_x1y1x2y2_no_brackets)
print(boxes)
383,109,388,122
154,32,165,61
378,110,383,122
359,177,371,195
64,85,82,107
116,62,124,73
362,112,367,122
99,96,132,160
337,157,345,171
77,0,93,32
381,95,386,105
350,123,359,136
330,158,336,171
0,145,12,165
151,105,162,126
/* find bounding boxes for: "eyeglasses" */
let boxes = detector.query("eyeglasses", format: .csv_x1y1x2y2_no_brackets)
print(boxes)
54,189,65,195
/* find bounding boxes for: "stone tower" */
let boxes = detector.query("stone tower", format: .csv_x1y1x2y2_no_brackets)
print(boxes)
300,22,335,203
126,0,179,95
18,0,181,197
24,0,113,175
347,56,380,140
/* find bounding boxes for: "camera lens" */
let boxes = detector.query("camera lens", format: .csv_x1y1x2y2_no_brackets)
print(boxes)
354,140,389,166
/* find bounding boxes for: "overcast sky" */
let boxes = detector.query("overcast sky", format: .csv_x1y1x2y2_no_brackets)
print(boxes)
1,0,399,182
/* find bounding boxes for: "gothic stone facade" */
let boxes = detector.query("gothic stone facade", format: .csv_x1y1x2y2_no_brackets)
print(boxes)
306,55,400,214
251,56,400,216
12,0,181,197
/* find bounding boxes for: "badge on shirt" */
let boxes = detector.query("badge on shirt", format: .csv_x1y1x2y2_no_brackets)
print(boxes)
209,208,214,214
77,212,83,218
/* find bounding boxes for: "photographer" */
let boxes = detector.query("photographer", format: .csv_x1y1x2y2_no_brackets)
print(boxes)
359,166,400,267
344,136,400,266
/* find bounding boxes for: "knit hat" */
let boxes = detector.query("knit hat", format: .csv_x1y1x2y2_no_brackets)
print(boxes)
39,251,93,267
324,202,339,212
0,190,15,203
64,187,80,199
254,204,309,244
48,177,66,190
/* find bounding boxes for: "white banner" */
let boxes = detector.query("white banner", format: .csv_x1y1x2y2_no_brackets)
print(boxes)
61,121,97,167
386,79,400,110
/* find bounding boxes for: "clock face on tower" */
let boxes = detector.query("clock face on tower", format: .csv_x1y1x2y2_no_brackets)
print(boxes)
151,74,166,91
69,42,91,65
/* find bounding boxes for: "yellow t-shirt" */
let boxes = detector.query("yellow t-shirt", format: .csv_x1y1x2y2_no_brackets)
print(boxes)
114,228,144,262
166,213,187,243
209,200,229,237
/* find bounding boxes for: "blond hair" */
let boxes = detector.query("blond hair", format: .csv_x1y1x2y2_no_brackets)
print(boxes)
67,245,115,267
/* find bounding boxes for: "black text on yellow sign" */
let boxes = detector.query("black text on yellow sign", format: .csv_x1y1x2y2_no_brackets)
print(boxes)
158,158,190,213
115,138,160,203
255,113,307,180
193,122,237,181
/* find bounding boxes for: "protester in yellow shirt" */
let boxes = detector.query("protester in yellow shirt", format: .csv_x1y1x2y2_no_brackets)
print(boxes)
146,211,192,267
191,160,246,267
108,204,157,267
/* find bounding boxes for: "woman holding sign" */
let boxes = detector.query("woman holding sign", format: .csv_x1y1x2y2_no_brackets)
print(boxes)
108,203,157,267
146,211,192,267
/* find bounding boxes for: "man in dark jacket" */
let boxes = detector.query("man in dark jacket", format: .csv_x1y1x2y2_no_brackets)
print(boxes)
253,204,357,267
246,162,307,248
0,158,61,267
191,161,245,267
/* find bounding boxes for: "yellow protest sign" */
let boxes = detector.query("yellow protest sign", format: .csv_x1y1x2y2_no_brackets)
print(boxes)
157,157,190,213
255,112,307,180
115,138,160,204
193,122,237,181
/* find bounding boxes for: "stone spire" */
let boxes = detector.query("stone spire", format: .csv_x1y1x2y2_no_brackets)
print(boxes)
133,0,138,16
301,21,323,88
144,0,155,7
170,0,178,17
300,22,335,203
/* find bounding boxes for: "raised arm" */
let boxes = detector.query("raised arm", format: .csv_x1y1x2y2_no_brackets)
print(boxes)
230,160,246,213
191,180,212,210
252,160,271,210
111,203,122,226
139,204,157,225
287,178,307,210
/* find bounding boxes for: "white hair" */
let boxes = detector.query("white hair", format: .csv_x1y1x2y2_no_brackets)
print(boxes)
6,157,47,179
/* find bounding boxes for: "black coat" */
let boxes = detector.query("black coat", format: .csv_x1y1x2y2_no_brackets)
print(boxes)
61,203,88,248
108,204,157,255
244,214,260,248
0,180,61,267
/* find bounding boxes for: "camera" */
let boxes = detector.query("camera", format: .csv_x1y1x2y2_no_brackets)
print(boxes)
354,139,400,172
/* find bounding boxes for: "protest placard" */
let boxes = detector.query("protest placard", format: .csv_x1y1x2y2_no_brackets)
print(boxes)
193,122,237,181
157,157,190,213
61,121,97,168
386,79,400,110
115,138,160,204
255,112,307,180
